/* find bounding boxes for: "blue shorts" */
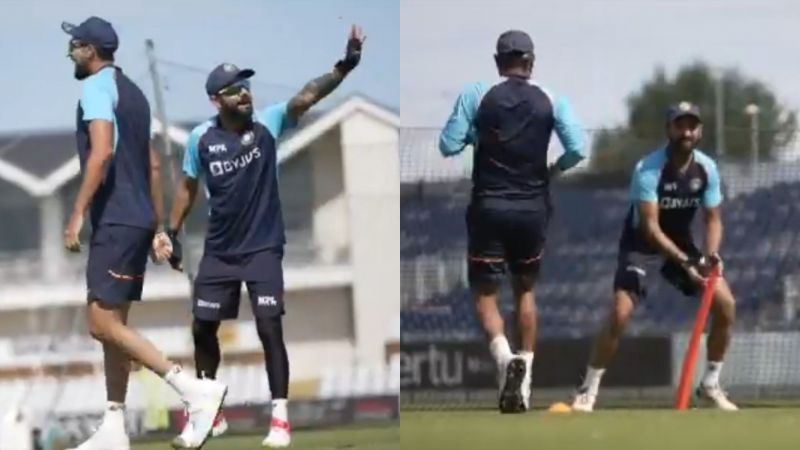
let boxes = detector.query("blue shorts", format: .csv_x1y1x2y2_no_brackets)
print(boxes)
86,225,154,304
466,203,550,286
192,248,285,321
613,243,703,299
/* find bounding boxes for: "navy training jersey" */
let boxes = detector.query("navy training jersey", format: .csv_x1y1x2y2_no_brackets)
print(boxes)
439,77,585,208
620,147,722,252
183,103,295,256
76,66,155,230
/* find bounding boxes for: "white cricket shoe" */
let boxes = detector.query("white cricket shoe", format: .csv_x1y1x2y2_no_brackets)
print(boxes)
262,417,292,448
696,383,738,411
571,387,596,412
211,410,228,437
170,379,228,449
498,355,527,413
68,414,129,450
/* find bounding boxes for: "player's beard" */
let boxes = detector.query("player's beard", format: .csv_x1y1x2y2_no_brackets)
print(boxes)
220,100,254,123
73,62,91,80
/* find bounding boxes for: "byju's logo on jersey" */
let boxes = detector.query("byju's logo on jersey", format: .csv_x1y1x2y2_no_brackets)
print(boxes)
209,143,228,154
209,147,262,177
258,296,278,307
660,196,701,209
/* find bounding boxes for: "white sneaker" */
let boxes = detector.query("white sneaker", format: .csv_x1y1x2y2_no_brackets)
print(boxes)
498,355,527,413
68,415,129,450
520,358,532,411
211,410,228,437
696,383,738,411
571,387,596,412
171,379,228,449
262,417,291,448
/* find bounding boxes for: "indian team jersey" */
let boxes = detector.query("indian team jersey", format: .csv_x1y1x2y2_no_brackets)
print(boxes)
183,103,295,256
439,77,585,208
75,65,154,230
620,147,722,252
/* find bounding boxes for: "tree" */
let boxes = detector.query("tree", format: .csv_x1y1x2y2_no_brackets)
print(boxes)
591,61,797,173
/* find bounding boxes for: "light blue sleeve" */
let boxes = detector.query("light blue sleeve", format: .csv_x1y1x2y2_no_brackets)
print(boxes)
182,124,209,179
552,96,587,171
697,154,723,208
256,102,296,139
80,72,116,122
439,82,489,157
630,162,659,203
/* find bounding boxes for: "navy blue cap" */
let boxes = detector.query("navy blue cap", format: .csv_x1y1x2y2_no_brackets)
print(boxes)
62,16,119,52
667,101,702,123
496,30,534,55
205,63,255,95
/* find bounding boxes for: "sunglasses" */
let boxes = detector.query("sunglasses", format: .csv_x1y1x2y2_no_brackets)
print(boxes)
67,40,90,53
217,80,251,97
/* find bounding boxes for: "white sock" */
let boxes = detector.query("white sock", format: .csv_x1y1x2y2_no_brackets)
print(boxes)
105,402,125,420
581,367,606,396
489,335,513,366
271,399,289,424
163,365,197,397
703,361,723,387
519,351,534,374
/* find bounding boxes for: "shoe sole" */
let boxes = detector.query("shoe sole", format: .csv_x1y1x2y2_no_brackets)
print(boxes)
499,358,526,414
172,386,229,450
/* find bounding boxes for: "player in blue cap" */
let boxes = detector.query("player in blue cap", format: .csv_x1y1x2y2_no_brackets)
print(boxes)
164,25,364,448
439,29,586,413
571,102,738,412
62,16,227,450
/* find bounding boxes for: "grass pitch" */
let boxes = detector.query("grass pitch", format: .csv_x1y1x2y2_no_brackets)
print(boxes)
400,408,800,450
131,424,399,450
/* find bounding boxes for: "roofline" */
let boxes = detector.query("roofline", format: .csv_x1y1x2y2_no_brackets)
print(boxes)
1,95,399,197
278,95,400,163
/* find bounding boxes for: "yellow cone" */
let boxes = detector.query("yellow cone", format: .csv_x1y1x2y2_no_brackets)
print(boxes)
548,402,572,413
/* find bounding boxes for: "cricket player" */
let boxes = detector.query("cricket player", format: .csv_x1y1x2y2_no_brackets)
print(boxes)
62,16,227,450
164,25,364,448
571,102,738,412
439,30,586,413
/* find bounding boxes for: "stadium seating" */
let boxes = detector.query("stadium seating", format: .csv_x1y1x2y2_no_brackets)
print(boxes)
401,181,800,340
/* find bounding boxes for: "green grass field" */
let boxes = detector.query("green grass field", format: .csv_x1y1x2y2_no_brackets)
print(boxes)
131,424,399,450
401,409,800,450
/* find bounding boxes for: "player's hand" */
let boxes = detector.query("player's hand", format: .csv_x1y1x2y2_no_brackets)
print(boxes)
150,231,172,264
63,212,84,253
707,252,724,275
166,229,184,272
335,25,365,75
547,163,562,181
681,256,707,285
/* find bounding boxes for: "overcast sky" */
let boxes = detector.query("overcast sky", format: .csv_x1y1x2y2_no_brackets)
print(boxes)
401,0,800,130
0,0,399,133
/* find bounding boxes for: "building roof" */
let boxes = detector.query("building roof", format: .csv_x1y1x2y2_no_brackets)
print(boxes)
0,94,398,198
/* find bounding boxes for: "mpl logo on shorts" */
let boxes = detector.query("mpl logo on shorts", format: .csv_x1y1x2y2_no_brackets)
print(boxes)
197,299,221,309
258,296,277,307
209,147,262,177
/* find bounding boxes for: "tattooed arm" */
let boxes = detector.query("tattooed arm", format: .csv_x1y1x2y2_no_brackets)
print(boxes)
287,25,365,122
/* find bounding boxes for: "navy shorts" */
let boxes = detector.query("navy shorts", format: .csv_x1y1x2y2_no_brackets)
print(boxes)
192,248,285,321
466,204,549,286
613,243,703,299
86,225,154,304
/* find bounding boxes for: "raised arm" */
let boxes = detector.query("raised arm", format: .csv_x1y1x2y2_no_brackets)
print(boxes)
286,25,364,122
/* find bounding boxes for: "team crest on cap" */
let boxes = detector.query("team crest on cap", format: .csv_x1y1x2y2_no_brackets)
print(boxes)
242,131,255,145
690,178,703,192
679,101,693,111
223,63,237,72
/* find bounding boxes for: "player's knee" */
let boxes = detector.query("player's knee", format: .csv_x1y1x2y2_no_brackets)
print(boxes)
87,317,110,343
511,274,536,293
192,319,220,344
255,315,285,348
472,280,500,297
609,294,635,335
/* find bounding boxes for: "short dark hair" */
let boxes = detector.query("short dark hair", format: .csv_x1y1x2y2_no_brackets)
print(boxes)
495,51,533,73
95,46,115,62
